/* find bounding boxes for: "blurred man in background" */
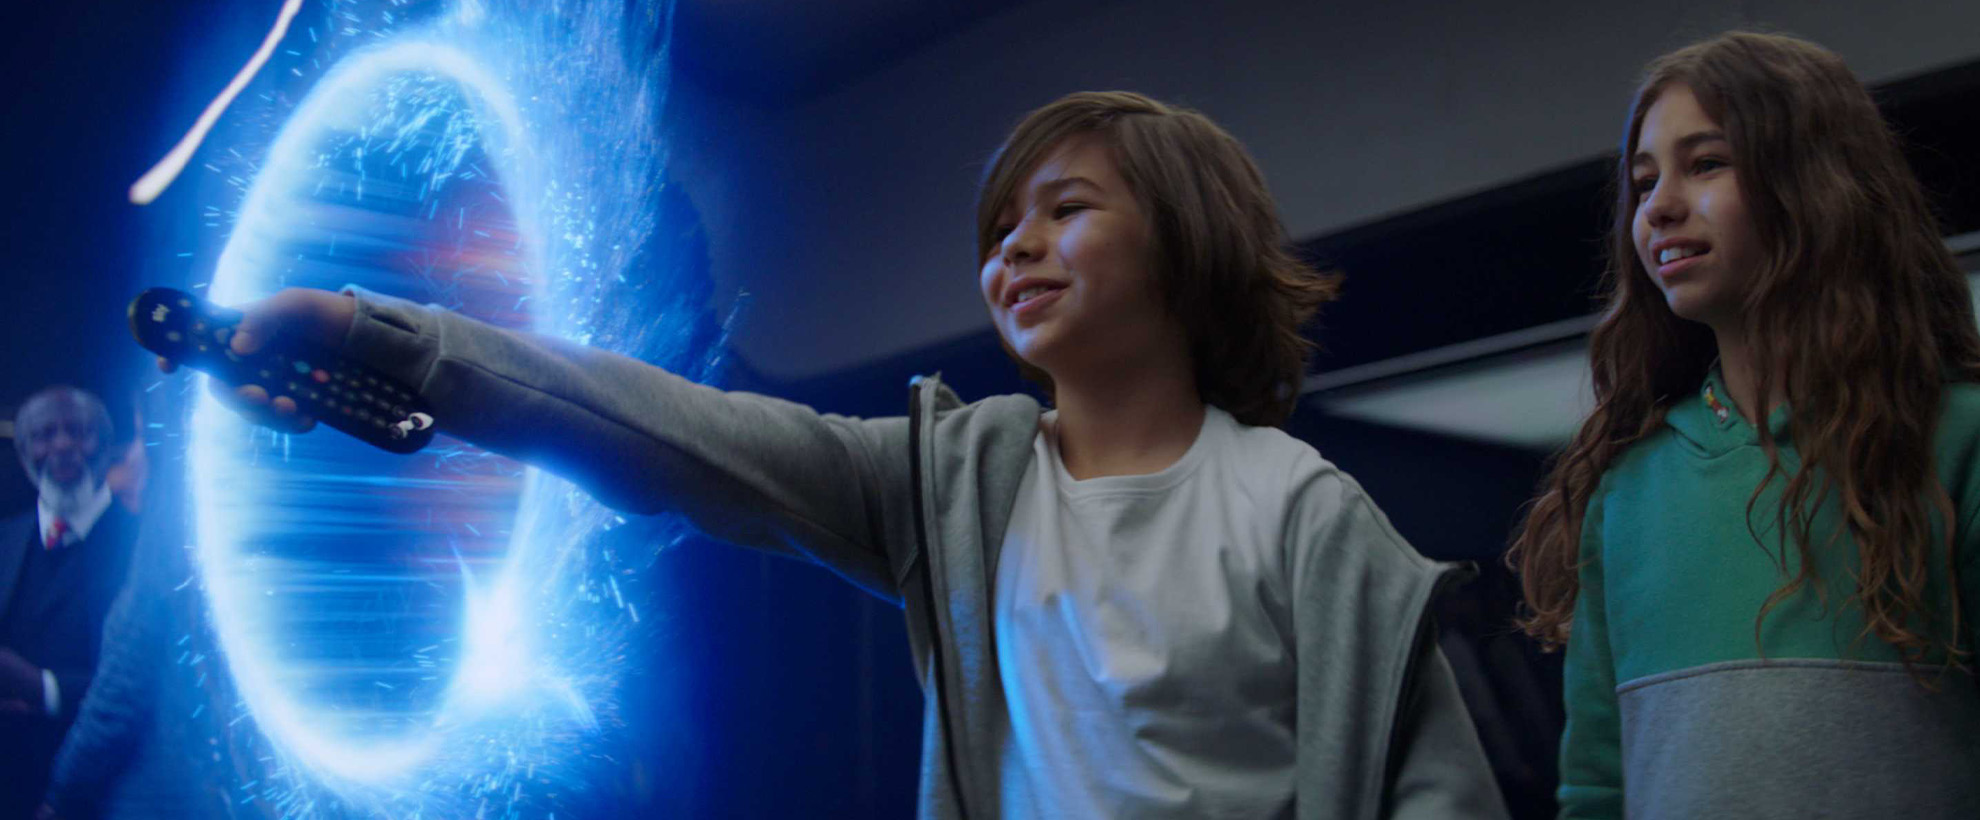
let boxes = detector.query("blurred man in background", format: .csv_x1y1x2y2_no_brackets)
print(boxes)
0,387,141,819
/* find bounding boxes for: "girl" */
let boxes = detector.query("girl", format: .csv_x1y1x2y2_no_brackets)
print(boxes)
1511,32,1980,819
177,91,1504,818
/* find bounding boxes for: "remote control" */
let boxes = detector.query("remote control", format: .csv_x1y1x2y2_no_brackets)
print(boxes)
129,287,438,454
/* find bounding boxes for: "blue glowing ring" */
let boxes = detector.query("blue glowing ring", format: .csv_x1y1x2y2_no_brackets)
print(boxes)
196,39,552,787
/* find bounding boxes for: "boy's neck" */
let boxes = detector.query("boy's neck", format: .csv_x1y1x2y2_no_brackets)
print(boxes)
1050,359,1205,481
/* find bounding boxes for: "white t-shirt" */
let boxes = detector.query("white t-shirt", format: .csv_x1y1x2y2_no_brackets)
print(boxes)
993,405,1311,818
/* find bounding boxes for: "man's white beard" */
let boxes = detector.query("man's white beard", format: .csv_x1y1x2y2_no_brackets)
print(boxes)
36,466,101,518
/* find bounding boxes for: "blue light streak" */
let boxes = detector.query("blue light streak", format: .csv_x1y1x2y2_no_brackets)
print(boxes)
178,0,699,814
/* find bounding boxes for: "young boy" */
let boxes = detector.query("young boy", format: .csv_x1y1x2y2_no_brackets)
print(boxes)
181,91,1505,819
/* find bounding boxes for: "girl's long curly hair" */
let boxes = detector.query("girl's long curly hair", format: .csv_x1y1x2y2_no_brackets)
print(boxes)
1510,32,1980,674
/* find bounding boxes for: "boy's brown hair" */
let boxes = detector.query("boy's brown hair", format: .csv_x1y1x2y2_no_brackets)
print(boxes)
975,91,1338,427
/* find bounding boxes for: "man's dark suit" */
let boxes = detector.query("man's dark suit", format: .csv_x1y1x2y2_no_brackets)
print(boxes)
0,505,136,818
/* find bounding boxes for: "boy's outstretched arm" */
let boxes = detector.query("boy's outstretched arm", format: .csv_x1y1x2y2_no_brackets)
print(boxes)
182,286,915,600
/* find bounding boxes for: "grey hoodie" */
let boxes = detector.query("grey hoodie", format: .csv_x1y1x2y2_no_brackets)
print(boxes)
342,287,1508,819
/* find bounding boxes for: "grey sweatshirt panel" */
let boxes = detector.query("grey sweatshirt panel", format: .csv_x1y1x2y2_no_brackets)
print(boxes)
338,288,1505,819
1618,659,1980,819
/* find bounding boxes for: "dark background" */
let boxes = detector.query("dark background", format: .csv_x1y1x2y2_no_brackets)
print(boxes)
7,2,1980,818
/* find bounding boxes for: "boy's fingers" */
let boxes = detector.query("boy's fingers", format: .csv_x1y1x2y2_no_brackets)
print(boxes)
230,314,267,356
243,387,316,434
208,380,268,418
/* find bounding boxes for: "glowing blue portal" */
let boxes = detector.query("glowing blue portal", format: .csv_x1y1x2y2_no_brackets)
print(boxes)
183,0,696,812
197,37,553,786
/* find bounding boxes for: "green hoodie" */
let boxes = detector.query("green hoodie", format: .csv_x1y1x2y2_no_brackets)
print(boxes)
1558,369,1980,819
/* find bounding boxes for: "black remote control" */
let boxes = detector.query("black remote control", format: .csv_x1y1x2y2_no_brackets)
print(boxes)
129,287,438,454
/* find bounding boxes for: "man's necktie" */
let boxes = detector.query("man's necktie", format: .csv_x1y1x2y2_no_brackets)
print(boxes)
44,517,68,550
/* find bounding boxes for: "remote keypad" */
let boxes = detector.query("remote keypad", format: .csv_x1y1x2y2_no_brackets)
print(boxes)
130,287,437,454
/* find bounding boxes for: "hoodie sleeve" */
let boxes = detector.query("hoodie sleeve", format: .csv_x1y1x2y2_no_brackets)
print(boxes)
338,287,915,601
1556,493,1623,819
1285,461,1506,820
1382,638,1509,820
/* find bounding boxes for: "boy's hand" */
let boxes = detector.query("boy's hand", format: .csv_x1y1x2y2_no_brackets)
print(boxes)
155,287,358,434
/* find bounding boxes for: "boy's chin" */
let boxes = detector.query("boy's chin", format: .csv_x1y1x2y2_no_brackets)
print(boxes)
1010,343,1065,376
1004,334,1050,366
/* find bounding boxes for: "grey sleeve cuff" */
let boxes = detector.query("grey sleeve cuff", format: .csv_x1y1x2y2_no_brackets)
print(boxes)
338,284,445,391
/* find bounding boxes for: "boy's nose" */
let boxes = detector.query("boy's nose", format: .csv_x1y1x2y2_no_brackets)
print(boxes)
1001,221,1045,265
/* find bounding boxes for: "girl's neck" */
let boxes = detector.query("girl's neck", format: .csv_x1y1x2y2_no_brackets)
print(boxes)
1713,324,1784,426
1050,357,1205,481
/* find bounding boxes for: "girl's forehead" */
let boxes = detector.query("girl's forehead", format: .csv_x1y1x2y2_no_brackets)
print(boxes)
1639,85,1721,140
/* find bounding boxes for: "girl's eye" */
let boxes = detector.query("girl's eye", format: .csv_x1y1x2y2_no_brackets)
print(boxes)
1692,156,1727,174
991,225,1014,242
1631,177,1657,201
1052,202,1087,219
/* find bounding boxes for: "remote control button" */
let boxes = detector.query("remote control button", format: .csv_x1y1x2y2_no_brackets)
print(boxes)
259,369,273,379
191,321,206,333
292,360,311,374
312,369,329,383
215,327,231,344
166,331,182,342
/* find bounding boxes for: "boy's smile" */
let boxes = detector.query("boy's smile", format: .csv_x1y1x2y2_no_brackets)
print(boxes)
1005,276,1067,322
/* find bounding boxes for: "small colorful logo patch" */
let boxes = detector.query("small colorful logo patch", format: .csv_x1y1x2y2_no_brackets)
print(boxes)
1703,382,1731,423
